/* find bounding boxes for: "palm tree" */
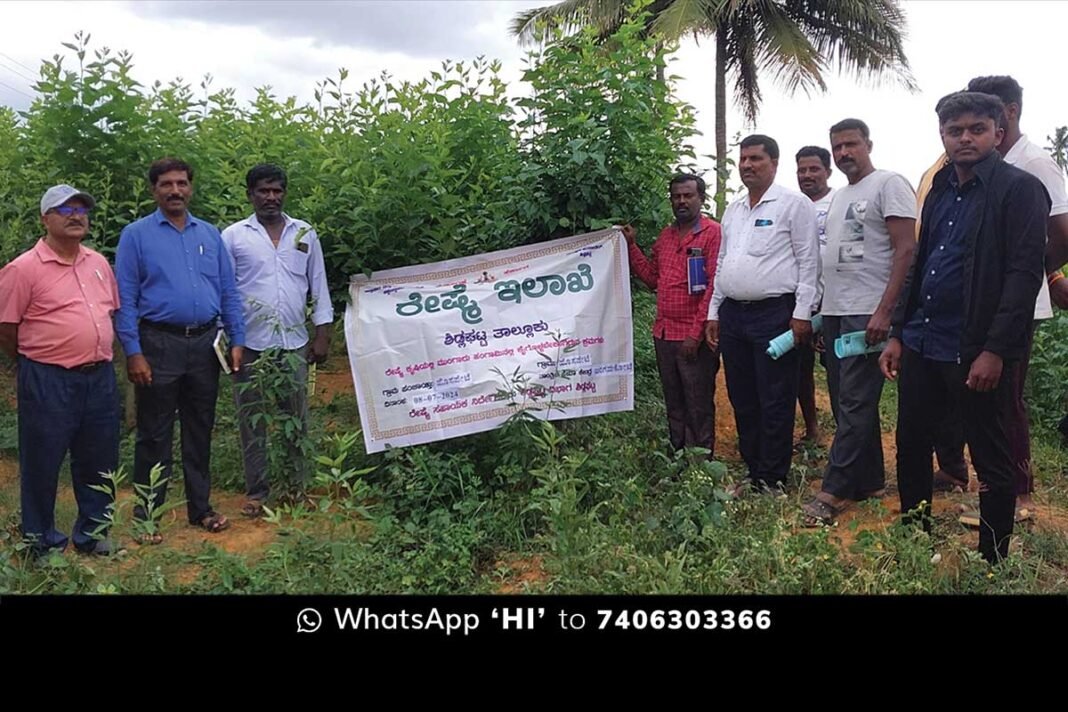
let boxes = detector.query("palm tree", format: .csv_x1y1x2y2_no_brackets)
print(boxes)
512,0,916,214
1047,126,1068,173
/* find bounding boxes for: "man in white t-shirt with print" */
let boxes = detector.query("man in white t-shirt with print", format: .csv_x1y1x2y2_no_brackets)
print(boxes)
795,146,836,444
802,119,917,526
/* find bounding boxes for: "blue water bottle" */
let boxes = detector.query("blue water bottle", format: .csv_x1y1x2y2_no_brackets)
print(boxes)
833,331,887,358
687,247,707,294
766,314,823,359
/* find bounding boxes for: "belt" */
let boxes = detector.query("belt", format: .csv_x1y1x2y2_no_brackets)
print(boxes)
141,319,217,337
727,294,793,306
67,360,109,373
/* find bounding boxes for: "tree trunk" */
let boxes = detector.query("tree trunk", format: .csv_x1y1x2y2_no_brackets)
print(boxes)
714,26,727,217
655,41,665,83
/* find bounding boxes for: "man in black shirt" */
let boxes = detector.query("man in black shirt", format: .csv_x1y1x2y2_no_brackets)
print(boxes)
880,92,1049,563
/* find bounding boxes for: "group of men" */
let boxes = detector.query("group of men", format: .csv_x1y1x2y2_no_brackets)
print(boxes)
629,76,1067,563
0,159,332,556
3,74,1065,568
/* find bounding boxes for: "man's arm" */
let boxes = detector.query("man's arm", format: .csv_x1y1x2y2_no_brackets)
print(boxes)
0,261,30,363
623,225,659,291
0,323,17,362
867,179,919,345
1044,214,1068,308
306,228,334,364
690,222,721,342
217,229,246,349
788,197,820,321
114,227,144,357
982,176,1049,359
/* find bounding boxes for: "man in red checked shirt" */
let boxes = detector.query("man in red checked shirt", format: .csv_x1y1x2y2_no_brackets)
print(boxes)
624,173,722,457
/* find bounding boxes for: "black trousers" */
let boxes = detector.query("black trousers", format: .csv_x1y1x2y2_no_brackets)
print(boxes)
654,338,719,456
896,347,1016,563
133,325,221,525
719,295,800,487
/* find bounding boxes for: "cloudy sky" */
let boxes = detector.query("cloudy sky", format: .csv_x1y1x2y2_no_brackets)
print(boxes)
2,1,1066,197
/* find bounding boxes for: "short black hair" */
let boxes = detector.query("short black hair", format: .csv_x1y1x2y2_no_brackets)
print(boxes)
246,163,288,191
936,91,1006,128
829,118,870,140
795,146,831,170
148,157,193,186
739,134,779,160
669,172,706,199
967,75,1023,114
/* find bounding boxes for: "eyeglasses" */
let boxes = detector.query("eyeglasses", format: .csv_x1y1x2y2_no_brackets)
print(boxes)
49,205,91,217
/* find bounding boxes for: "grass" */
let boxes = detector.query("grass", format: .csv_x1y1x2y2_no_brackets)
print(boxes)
2,295,1068,594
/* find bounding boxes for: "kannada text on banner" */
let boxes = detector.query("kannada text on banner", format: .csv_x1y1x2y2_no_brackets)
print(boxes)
344,229,634,452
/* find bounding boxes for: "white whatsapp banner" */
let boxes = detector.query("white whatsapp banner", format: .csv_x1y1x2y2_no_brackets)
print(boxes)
344,229,634,453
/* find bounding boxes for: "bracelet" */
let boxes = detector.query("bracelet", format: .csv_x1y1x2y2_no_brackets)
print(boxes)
1049,272,1064,285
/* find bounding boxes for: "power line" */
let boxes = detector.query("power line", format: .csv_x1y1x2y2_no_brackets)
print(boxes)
0,52,37,76
0,79,35,100
0,58,35,84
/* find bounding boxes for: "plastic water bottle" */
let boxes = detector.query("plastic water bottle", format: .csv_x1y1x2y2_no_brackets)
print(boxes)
766,314,823,359
834,331,886,359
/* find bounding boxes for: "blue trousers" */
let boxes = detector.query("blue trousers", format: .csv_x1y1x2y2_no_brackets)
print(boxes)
18,356,119,554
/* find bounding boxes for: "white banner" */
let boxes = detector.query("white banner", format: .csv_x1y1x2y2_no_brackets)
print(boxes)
345,229,634,453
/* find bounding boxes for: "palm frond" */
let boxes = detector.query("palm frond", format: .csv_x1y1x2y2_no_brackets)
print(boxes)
510,0,630,46
783,0,917,91
650,0,716,40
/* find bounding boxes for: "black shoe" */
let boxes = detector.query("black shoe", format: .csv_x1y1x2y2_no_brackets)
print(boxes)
76,539,126,557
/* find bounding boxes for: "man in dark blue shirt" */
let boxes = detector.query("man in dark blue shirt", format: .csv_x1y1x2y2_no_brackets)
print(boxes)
116,157,246,542
881,93,1049,563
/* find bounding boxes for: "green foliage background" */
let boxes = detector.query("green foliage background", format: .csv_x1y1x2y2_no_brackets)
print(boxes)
0,20,696,304
2,12,1068,595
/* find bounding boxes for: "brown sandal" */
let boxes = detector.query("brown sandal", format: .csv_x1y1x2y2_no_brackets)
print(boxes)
196,512,230,533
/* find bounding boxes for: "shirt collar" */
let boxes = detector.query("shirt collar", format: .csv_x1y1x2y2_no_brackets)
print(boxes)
153,207,198,228
33,238,85,265
734,182,785,209
934,150,1001,190
242,212,296,234
1003,133,1030,164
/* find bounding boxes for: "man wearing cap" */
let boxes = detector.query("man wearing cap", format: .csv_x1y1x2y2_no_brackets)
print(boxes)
0,185,120,557
115,158,245,541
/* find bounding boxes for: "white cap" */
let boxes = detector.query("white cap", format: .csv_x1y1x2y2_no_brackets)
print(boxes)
41,184,96,214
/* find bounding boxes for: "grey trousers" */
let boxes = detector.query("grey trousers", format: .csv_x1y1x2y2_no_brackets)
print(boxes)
233,347,310,501
821,315,886,499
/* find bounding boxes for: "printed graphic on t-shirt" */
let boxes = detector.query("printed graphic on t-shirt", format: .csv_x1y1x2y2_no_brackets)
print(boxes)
838,200,867,264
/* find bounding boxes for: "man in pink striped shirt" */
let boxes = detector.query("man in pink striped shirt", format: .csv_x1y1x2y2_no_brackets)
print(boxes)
624,173,722,457
0,185,121,558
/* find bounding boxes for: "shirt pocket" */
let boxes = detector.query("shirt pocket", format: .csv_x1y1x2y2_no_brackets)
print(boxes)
746,224,776,257
282,247,309,277
199,246,220,278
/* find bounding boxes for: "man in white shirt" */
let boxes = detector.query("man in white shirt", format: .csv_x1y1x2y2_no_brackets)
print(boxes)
221,164,334,515
795,145,836,443
801,119,916,526
706,134,820,493
959,75,1068,521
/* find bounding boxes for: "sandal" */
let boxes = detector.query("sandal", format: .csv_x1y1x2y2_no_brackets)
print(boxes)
134,531,163,546
802,497,849,527
241,500,265,518
857,488,886,501
195,512,231,533
933,470,968,493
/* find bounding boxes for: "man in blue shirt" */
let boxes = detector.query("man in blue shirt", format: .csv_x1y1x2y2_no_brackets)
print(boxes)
880,93,1049,563
115,158,246,542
